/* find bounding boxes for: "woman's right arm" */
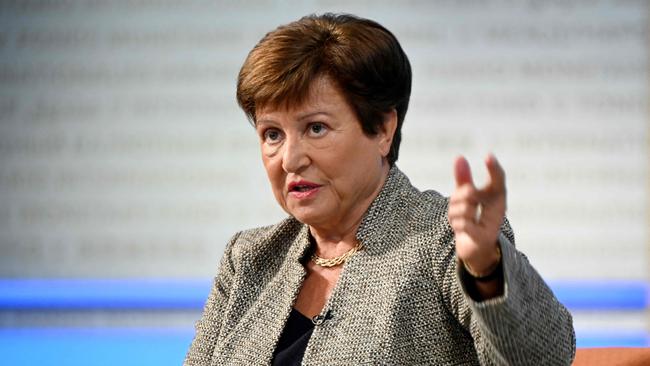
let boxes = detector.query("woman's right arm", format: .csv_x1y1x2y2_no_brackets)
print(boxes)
183,232,241,366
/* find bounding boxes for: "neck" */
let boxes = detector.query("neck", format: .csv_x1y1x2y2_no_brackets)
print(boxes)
308,217,362,258
308,164,390,258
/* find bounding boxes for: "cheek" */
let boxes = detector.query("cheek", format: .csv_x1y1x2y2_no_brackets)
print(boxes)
342,145,383,188
342,139,382,169
262,156,286,201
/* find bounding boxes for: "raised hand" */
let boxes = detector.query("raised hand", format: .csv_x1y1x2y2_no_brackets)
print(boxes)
448,154,506,276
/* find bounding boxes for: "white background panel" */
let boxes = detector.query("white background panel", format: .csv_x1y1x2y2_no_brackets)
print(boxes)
0,1,646,284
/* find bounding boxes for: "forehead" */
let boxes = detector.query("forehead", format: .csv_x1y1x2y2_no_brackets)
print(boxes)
255,76,350,122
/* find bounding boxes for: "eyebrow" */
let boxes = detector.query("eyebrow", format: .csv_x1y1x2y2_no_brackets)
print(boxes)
296,111,332,120
257,111,332,126
255,118,275,126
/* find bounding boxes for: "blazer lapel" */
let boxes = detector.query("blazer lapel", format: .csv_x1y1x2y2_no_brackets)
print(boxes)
212,223,311,365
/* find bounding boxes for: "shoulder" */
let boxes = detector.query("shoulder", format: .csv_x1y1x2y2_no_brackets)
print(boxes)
381,171,458,266
411,188,449,221
407,189,456,257
396,180,452,237
388,167,449,218
234,216,303,246
225,216,304,267
371,169,455,261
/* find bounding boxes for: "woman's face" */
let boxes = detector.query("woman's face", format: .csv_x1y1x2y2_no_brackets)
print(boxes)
255,76,395,231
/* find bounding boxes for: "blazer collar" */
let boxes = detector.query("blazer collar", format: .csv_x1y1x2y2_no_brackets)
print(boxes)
356,165,413,255
287,223,312,265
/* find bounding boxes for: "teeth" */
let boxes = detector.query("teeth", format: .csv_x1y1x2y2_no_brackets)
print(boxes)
293,185,313,192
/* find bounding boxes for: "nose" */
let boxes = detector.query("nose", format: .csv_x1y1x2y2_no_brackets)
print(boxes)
281,135,310,173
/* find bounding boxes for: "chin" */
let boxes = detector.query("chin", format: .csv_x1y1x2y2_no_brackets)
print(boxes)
291,212,320,225
289,207,330,226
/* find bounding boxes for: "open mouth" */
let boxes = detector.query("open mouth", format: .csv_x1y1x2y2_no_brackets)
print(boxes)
292,185,316,192
288,181,321,196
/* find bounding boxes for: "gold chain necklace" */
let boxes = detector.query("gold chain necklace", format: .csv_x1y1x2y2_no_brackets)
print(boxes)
310,242,362,268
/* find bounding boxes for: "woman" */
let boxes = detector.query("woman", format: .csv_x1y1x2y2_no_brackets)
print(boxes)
185,13,575,365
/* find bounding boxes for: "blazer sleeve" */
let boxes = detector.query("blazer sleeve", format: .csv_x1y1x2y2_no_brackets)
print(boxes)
183,231,241,366
437,221,576,365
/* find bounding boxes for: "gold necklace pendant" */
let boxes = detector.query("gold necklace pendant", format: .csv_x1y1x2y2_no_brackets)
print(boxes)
310,242,362,268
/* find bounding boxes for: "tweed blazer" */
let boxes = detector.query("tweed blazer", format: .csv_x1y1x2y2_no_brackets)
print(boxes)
184,166,576,365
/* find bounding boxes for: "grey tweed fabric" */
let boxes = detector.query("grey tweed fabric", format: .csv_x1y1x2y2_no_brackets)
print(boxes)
184,166,576,365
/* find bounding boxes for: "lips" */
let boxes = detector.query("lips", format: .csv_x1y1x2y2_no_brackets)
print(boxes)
288,180,321,192
287,180,322,199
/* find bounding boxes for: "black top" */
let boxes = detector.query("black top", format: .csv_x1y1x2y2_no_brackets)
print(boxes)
272,308,315,365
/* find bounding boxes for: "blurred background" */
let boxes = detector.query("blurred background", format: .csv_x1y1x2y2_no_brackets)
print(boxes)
0,0,647,365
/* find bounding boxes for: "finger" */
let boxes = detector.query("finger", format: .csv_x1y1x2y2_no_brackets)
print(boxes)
449,216,475,234
483,153,505,194
454,155,474,188
449,184,479,205
449,217,483,239
448,201,479,221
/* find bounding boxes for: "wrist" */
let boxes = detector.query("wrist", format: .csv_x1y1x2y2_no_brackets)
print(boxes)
459,245,501,281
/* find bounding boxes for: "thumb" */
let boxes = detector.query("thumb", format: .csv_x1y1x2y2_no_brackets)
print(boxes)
454,155,474,187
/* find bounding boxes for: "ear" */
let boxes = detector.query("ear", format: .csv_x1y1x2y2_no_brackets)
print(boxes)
378,109,398,157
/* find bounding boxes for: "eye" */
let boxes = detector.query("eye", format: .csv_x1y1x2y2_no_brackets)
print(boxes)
308,122,328,136
263,128,283,144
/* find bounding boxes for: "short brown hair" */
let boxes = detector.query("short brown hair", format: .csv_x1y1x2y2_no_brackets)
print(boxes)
236,13,412,166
